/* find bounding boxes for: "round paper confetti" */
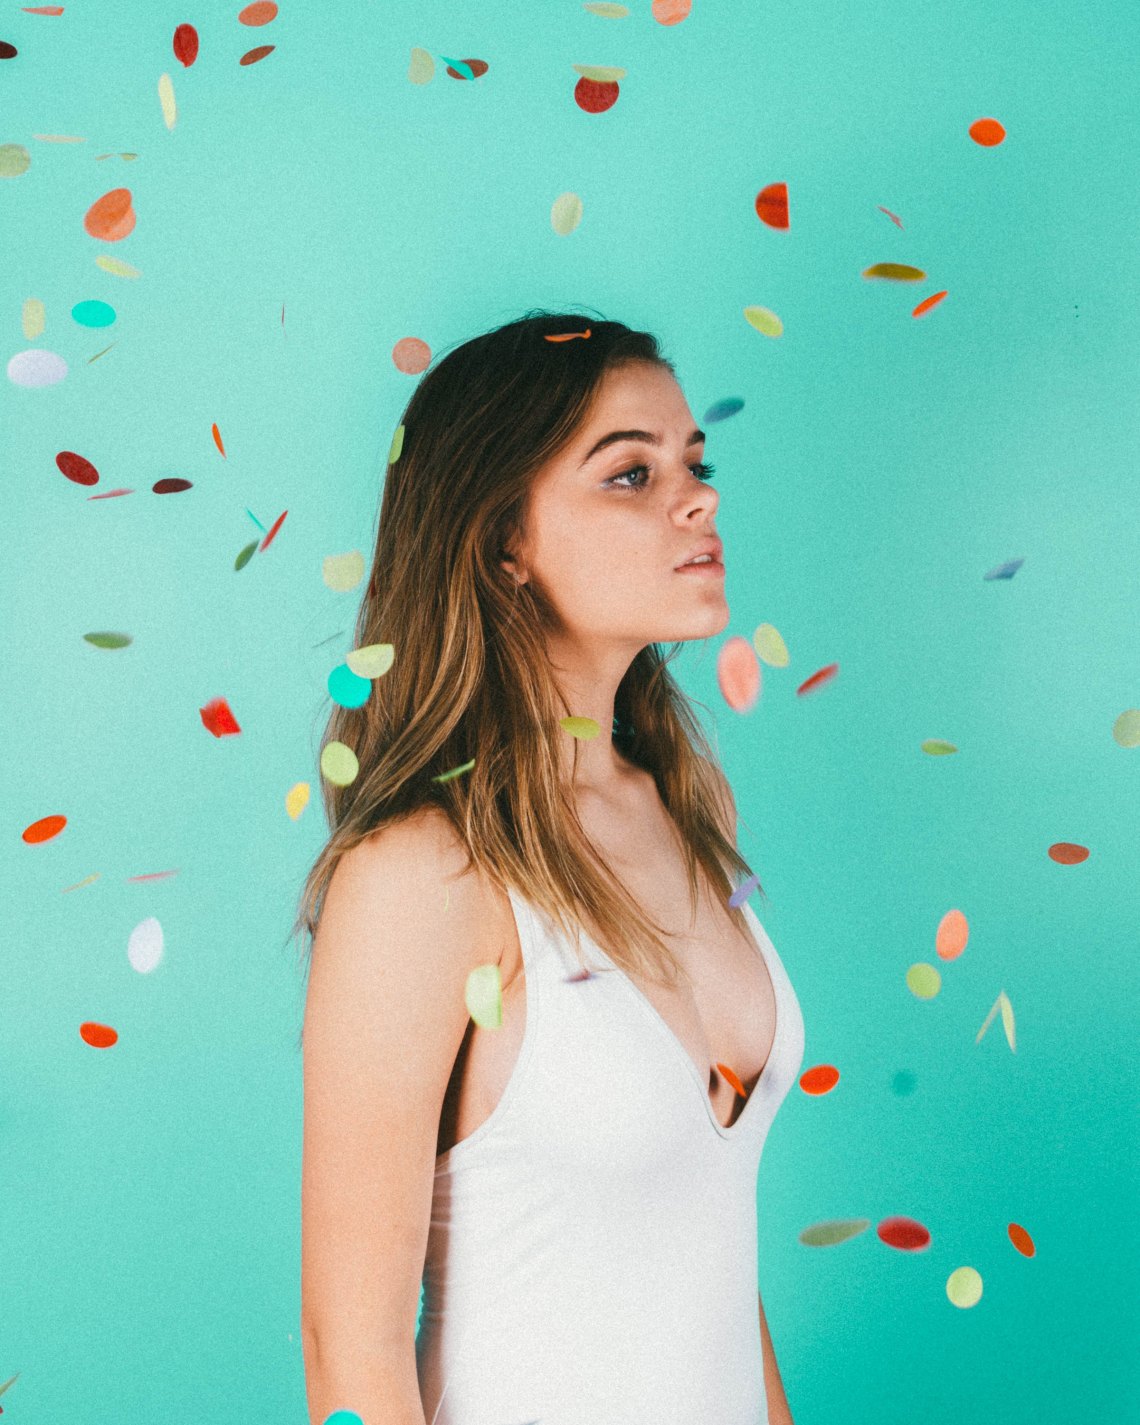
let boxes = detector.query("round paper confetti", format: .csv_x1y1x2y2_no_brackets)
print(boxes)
921,739,957,756
84,631,131,649
752,623,789,667
1112,709,1140,747
57,451,99,485
8,348,67,387
935,909,968,961
239,2,279,23
969,117,1006,146
1047,841,1089,865
1008,1222,1035,1257
128,916,164,973
946,1266,983,1307
328,663,372,709
703,397,744,424
0,142,30,178
743,305,783,338
346,643,394,678
754,182,789,229
652,0,691,22
321,741,359,786
906,963,941,998
72,299,116,328
80,1022,118,1049
717,637,761,712
574,76,620,113
84,188,135,242
551,191,584,235
393,337,431,374
465,963,503,1029
173,23,198,66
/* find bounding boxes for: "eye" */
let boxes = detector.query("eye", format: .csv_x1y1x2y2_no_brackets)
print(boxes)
605,461,717,490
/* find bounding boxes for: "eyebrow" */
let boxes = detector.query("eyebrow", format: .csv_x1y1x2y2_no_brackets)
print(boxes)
578,427,706,469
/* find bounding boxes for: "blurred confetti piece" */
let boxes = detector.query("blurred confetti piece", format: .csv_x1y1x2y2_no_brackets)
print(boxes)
466,963,503,1028
80,1021,118,1048
239,2,279,23
984,557,1024,580
717,636,761,712
1113,709,1140,747
703,396,743,424
247,509,267,532
913,290,948,318
798,1064,840,1095
96,254,142,278
922,739,958,756
239,44,275,66
259,510,288,551
235,540,258,570
433,758,476,784
0,142,30,177
393,337,431,374
85,187,135,241
727,874,760,908
346,643,394,678
652,0,691,22
200,697,241,737
173,23,198,66
22,297,45,339
126,869,179,883
443,56,488,80
62,874,102,892
84,631,132,649
969,117,1006,146
328,663,372,709
286,782,310,820
754,182,788,229
863,262,925,281
877,1215,930,1251
545,328,591,342
321,741,359,786
0,1371,19,1400
561,715,600,740
57,450,99,485
551,191,584,235
128,916,164,973
743,305,782,338
584,2,630,14
408,46,435,84
947,1266,983,1307
323,551,365,592
976,990,1016,1050
8,348,67,387
752,623,789,667
1048,841,1089,865
906,963,941,999
878,205,905,229
799,1218,870,1247
212,423,226,457
715,1062,746,1097
388,423,405,464
1008,1222,1036,1257
796,662,838,696
935,908,969,961
22,814,67,844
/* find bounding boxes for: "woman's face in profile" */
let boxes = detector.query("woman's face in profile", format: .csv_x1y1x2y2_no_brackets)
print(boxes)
504,361,730,653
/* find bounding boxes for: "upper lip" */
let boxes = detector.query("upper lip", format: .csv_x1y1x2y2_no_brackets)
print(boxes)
675,538,724,569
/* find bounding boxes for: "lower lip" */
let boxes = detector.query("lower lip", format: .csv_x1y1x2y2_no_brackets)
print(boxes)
675,560,725,576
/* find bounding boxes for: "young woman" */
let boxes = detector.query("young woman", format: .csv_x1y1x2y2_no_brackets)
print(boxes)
294,310,805,1425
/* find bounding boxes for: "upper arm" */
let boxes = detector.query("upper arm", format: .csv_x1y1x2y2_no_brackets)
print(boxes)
299,807,497,1357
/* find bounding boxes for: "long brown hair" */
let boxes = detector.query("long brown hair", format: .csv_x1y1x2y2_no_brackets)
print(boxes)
287,307,763,1041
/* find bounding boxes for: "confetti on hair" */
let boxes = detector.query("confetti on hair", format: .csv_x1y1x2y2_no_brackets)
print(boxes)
433,758,476,784
321,741,359,786
544,328,592,342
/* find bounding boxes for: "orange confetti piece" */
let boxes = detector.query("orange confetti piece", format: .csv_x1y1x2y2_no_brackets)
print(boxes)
754,182,789,229
935,908,968,961
715,1062,746,1098
393,336,432,373
1008,1222,1036,1257
969,117,1006,146
239,1,279,23
544,328,592,342
80,1022,118,1048
717,636,761,712
913,290,948,318
799,1063,840,1095
22,813,67,844
84,187,135,242
1048,841,1089,864
200,697,241,737
652,0,692,22
212,423,226,457
795,662,839,696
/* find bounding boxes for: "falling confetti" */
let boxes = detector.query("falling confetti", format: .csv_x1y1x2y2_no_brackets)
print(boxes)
346,643,394,678
877,1215,931,1251
715,1062,746,1098
83,632,132,649
717,636,761,712
727,874,760,908
408,47,435,84
239,44,276,66
323,552,366,592
946,1266,983,1307
328,663,372,710
935,909,969,961
57,451,99,485
921,739,958,756
285,782,310,820
0,141,31,177
652,0,692,22
551,191,584,235
743,305,783,338
235,540,258,570
393,337,431,374
913,290,949,318
878,205,905,229
200,697,241,737
573,65,625,113
80,1022,119,1049
1047,841,1089,865
465,963,503,1029
752,623,789,667
320,741,359,786
259,510,288,551
239,2,279,24
983,558,1025,580
703,397,743,424
799,1218,871,1247
795,663,838,697
754,182,788,229
172,23,198,66
443,57,488,81
8,348,67,387
84,187,135,242
969,117,1006,146
22,814,67,844
976,990,1016,1051
1112,709,1140,747
862,262,925,281
127,917,164,973
1008,1222,1036,1257
798,1064,840,1095
906,963,941,999
212,423,226,457
72,299,115,328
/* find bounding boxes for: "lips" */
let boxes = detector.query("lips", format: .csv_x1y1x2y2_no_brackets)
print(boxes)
675,538,724,570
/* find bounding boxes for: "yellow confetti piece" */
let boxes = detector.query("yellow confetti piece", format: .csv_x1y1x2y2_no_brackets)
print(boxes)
584,1,630,14
95,255,142,278
906,962,941,999
285,782,310,820
408,46,435,84
465,963,503,1029
862,262,926,281
320,741,359,787
388,422,405,464
751,622,789,667
572,63,627,82
1112,708,1140,747
551,191,584,236
743,305,783,337
921,738,958,755
346,643,394,678
976,990,1016,1050
322,551,365,592
433,758,476,784
158,73,176,130
561,715,600,740
22,298,45,341
946,1266,983,1308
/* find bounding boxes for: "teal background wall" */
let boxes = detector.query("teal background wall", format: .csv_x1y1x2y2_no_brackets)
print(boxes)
3,2,1137,1422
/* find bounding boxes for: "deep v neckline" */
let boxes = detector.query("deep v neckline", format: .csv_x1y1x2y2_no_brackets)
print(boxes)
579,899,783,1139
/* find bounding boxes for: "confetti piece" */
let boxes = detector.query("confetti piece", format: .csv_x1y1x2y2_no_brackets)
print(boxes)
935,909,968,961
408,47,435,84
584,2,630,15
878,205,904,229
246,508,267,532
727,874,760,908
798,1064,840,1095
323,551,366,592
921,738,958,756
799,1218,870,1247
433,758,476,784
388,423,405,464
239,44,275,66
173,23,198,66
969,117,1006,146
975,989,1016,1050
946,1266,983,1307
80,1021,118,1048
125,869,179,883
703,396,743,424
754,182,788,229
57,450,99,485
465,964,503,1028
906,963,940,999
200,697,241,737
84,187,135,242
751,623,789,667
158,73,177,129
0,142,30,177
551,191,584,235
443,57,488,81
328,663,372,710
913,290,948,318
561,715,600,740
715,1062,746,1097
72,299,116,328
235,539,258,570
96,254,142,278
153,477,192,494
1113,709,1140,747
128,916,164,973
285,782,310,820
22,814,67,844
877,1215,930,1251
393,336,431,374
62,874,102,892
83,631,131,649
0,40,18,59
717,636,761,712
983,557,1024,580
544,328,591,342
89,488,132,500
796,662,838,696
239,2,279,23
22,297,45,338
322,1411,364,1425
574,75,620,113
862,262,925,281
743,305,782,337
346,643,394,678
652,0,692,21
212,423,226,457
259,509,288,551
320,741,359,786
1008,1222,1035,1257
1047,841,1089,865
8,348,67,387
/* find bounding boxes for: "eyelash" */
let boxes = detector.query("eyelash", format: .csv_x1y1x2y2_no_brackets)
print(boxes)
605,461,717,491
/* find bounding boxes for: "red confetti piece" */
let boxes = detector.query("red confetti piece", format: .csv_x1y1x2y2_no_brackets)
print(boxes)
173,23,198,67
754,182,789,229
84,187,135,242
715,1062,746,1098
239,44,275,66
88,488,134,500
1047,841,1089,864
22,813,67,844
259,509,288,551
445,57,488,80
877,1215,931,1251
200,697,241,737
153,477,192,494
798,1064,840,1095
57,450,99,486
575,77,618,113
878,205,905,229
80,1021,118,1048
795,662,839,697
126,870,180,883
1008,1222,1036,1257
913,290,948,318
239,1,279,23
212,423,226,457
544,329,592,342
969,117,1006,146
